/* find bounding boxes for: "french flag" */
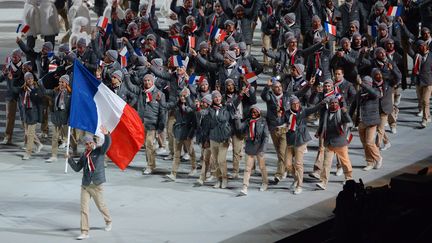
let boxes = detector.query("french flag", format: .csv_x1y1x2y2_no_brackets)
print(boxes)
171,36,184,47
207,15,217,35
244,72,258,83
367,25,378,37
324,22,337,36
238,65,249,75
188,36,196,49
188,74,205,84
70,60,145,170
211,27,227,41
48,63,58,72
346,128,353,144
387,6,402,17
16,23,30,34
119,47,128,68
96,16,109,30
170,55,184,67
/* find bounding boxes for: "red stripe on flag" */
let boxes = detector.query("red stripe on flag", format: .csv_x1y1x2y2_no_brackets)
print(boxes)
107,105,145,170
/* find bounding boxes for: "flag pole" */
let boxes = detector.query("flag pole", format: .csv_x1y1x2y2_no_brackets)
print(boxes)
64,126,71,174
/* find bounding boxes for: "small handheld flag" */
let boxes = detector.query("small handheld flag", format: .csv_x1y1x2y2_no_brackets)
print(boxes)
188,36,196,49
96,17,109,30
324,22,337,36
244,72,258,83
238,65,249,75
367,25,378,37
387,6,403,17
171,36,184,47
188,74,205,84
48,63,58,72
119,47,128,68
16,24,30,34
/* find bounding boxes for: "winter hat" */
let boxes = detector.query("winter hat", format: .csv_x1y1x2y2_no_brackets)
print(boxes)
234,4,245,13
220,41,230,51
287,36,297,43
378,23,388,31
199,79,209,86
224,20,235,26
211,90,222,99
229,42,239,50
416,39,427,46
238,42,247,52
201,94,212,105
225,78,235,86
340,37,350,46
374,47,385,57
11,48,23,57
250,105,261,114
146,34,156,41
374,1,385,10
171,23,181,33
83,135,94,144
186,15,195,23
139,3,148,12
226,36,236,45
352,33,362,40
23,61,32,69
106,50,118,62
58,43,70,53
323,79,334,85
77,38,87,47
272,80,281,87
362,76,373,86
143,74,155,82
24,72,34,80
65,52,76,62
293,64,305,75
224,51,237,61
421,27,431,34
112,70,123,81
371,68,382,78
127,22,138,32
312,15,321,22
350,20,360,30
284,32,295,42
59,74,70,84
284,13,296,24
289,95,300,104
199,41,209,50
42,42,53,51
384,38,395,45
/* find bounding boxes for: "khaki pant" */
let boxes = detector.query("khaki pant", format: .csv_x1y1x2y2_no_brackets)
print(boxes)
270,127,287,179
320,146,353,186
313,137,325,174
210,140,229,180
389,88,399,129
80,184,111,234
25,123,41,155
167,114,176,156
358,122,381,166
51,125,67,158
231,134,243,174
157,130,166,149
199,146,213,181
4,99,18,143
41,96,51,135
145,129,157,169
171,138,196,176
376,113,390,148
243,153,268,187
71,128,85,154
285,144,307,188
261,33,271,66
416,85,432,123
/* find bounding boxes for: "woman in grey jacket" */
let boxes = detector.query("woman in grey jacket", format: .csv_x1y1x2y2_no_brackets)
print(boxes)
236,105,269,196
14,72,43,160
39,74,71,162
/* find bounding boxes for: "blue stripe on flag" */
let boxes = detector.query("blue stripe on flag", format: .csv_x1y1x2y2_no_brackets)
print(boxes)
69,60,100,133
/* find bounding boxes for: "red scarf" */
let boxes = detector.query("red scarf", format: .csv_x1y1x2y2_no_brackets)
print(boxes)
324,90,335,98
249,119,258,140
23,90,32,109
85,150,95,172
315,52,321,70
288,109,297,132
413,54,422,76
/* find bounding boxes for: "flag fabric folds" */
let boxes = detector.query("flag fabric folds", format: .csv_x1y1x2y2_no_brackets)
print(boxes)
70,60,145,170
324,22,337,36
387,6,402,17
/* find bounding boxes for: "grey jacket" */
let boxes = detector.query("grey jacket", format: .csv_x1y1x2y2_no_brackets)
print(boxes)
320,109,353,147
126,80,166,131
167,97,196,141
38,80,71,126
350,83,381,126
202,104,234,143
235,117,269,155
13,85,43,125
284,104,323,146
68,134,111,186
